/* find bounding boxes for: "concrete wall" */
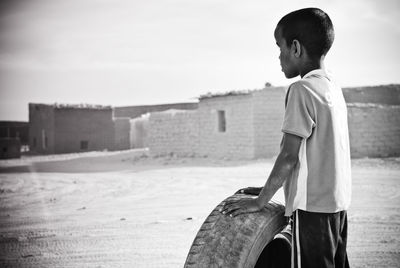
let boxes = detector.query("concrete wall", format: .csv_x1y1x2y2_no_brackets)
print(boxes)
197,94,254,159
347,103,400,158
147,110,199,156
54,108,114,154
114,102,198,119
29,104,55,154
113,117,131,150
253,87,286,158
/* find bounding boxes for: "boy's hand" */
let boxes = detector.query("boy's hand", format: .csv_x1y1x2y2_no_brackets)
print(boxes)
220,198,263,217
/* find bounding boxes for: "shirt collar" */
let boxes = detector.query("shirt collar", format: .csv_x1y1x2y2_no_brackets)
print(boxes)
303,69,330,79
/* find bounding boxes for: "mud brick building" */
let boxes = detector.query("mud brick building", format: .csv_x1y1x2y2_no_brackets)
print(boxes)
0,121,29,159
0,138,21,159
148,110,199,156
0,121,29,145
147,87,287,159
29,103,114,154
28,102,198,154
147,85,400,159
27,85,400,158
113,102,198,150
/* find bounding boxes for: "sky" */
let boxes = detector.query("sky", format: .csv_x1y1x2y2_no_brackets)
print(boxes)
0,0,399,121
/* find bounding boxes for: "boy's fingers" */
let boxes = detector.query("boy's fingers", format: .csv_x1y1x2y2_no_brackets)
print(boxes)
231,209,243,217
223,200,238,205
221,203,240,215
220,200,238,210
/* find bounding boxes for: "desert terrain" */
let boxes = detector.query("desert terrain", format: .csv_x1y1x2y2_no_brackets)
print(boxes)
0,150,399,267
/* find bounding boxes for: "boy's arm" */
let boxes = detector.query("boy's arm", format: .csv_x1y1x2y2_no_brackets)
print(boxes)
221,133,302,217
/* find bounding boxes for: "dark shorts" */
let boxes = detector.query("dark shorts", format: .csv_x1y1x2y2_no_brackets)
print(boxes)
292,209,350,268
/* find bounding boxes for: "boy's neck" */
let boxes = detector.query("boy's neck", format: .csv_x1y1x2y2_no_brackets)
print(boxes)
299,56,325,78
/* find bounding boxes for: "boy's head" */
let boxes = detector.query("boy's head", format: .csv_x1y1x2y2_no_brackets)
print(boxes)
274,8,334,78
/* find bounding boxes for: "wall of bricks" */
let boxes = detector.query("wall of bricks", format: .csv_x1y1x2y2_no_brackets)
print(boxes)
347,103,400,158
147,110,199,156
197,94,255,159
253,87,286,158
146,87,400,159
146,90,285,159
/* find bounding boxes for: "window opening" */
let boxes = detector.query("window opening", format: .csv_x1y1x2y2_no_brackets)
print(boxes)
80,140,89,150
217,110,226,132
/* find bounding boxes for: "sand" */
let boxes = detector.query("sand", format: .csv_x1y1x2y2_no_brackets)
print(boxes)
0,150,399,267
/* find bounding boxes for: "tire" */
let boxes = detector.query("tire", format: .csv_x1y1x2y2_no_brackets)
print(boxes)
184,193,289,268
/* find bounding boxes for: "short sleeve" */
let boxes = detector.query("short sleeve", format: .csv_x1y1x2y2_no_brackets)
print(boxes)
282,83,315,139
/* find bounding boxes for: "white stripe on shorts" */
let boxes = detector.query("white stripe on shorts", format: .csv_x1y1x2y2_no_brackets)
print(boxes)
294,210,301,268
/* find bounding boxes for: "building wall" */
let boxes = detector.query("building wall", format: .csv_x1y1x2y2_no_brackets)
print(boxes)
54,108,114,154
0,138,21,159
343,84,400,105
29,104,55,154
347,104,400,158
145,87,400,159
113,117,131,150
0,121,29,145
130,115,149,149
147,110,199,156
253,87,286,158
114,102,198,119
198,95,254,159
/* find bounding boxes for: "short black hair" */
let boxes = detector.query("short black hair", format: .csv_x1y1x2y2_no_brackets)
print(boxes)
277,8,335,58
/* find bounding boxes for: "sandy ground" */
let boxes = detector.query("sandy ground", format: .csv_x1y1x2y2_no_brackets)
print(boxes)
0,150,399,268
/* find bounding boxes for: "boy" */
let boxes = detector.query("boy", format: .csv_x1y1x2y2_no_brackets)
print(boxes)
221,8,351,268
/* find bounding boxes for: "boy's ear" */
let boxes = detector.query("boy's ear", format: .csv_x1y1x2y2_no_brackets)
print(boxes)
291,39,301,58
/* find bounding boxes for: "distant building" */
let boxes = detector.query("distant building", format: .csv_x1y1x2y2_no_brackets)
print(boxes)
0,138,21,159
0,121,29,158
147,85,400,159
0,121,29,145
342,84,400,105
113,102,198,150
147,87,287,159
28,102,199,155
27,85,400,158
29,103,114,154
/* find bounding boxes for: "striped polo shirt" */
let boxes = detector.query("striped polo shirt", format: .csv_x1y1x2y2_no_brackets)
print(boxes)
282,69,352,216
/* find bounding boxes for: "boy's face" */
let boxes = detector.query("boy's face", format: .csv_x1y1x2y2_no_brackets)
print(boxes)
274,26,299,78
